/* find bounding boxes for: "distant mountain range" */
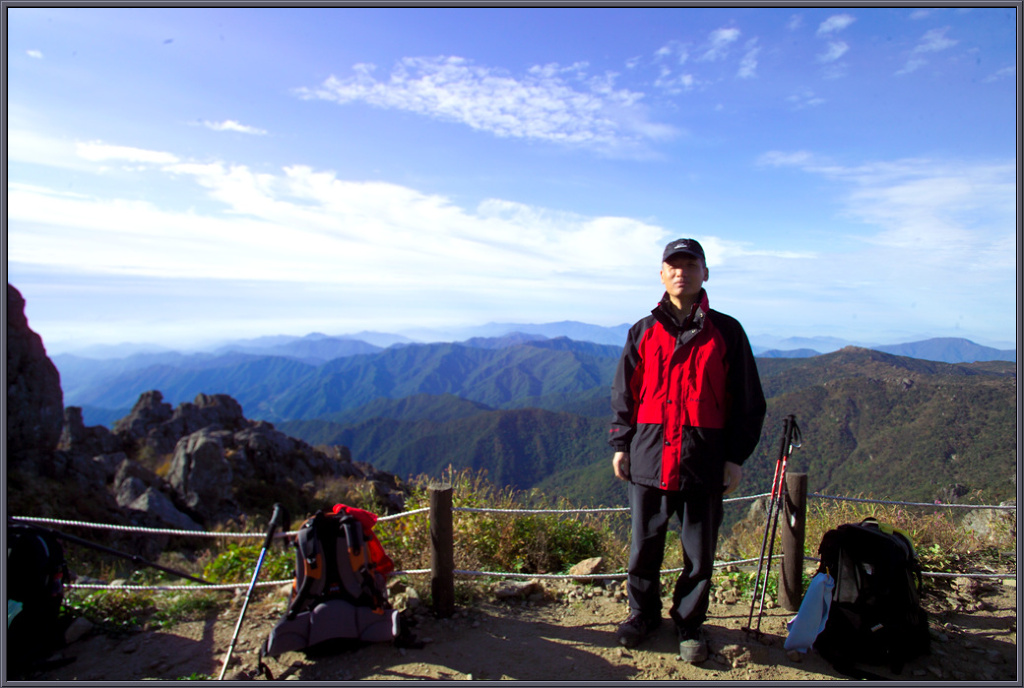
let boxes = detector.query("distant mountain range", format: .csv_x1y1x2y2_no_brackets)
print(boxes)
51,326,1017,512
275,347,1016,508
55,321,1015,363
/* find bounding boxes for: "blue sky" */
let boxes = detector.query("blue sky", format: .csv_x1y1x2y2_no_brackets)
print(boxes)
5,5,1018,354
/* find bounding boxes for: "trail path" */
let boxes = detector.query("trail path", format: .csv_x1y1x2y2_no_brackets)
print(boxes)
28,576,1017,682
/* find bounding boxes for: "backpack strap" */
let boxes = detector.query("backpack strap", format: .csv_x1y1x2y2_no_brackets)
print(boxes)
286,512,327,620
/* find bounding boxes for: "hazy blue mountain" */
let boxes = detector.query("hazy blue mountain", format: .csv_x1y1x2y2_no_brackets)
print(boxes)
873,337,1016,363
757,348,822,359
212,332,383,362
404,321,632,346
63,338,620,424
750,335,856,354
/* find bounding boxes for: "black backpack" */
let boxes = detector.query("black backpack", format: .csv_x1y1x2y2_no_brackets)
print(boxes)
261,508,405,669
6,524,71,674
813,518,930,675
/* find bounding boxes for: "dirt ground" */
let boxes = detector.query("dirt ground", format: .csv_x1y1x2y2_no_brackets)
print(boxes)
22,572,1018,682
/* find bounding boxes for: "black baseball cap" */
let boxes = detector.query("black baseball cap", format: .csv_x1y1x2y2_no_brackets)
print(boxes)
662,238,705,263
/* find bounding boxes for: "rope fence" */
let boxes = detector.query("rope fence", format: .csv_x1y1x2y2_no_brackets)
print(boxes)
12,487,1016,598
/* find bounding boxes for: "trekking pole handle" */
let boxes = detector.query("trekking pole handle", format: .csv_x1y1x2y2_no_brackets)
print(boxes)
262,503,287,550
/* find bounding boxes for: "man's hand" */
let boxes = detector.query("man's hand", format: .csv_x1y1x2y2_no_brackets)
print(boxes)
723,461,742,495
612,451,630,481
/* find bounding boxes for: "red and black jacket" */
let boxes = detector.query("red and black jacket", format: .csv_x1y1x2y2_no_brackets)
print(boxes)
609,290,766,492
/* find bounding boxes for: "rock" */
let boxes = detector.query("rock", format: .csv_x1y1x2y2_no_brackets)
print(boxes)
961,505,1016,543
719,644,752,669
126,487,203,531
569,557,604,581
6,284,64,471
64,617,94,644
493,579,543,600
167,429,235,520
58,407,122,457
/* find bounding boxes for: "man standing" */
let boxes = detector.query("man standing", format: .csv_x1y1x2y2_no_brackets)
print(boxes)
609,238,766,663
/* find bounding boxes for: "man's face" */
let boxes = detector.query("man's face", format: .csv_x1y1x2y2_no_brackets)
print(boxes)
660,253,708,303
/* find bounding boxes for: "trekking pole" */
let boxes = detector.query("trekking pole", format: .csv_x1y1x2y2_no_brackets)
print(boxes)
217,503,288,681
744,415,790,635
752,415,801,633
7,518,212,586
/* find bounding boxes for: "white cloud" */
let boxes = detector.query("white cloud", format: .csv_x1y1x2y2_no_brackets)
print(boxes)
983,65,1015,83
786,91,826,110
818,41,849,63
786,15,803,31
914,27,958,53
8,139,673,302
738,40,760,78
27,49,42,59
699,27,740,62
75,141,179,164
817,14,855,36
654,40,689,65
202,120,268,135
897,27,958,75
755,151,1015,271
909,10,931,20
297,56,674,154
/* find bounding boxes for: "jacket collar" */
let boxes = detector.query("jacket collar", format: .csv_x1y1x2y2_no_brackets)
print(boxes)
653,289,709,340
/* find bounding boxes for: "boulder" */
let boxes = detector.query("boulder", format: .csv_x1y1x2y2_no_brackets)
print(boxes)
59,406,122,457
167,429,236,520
125,487,203,531
569,556,604,581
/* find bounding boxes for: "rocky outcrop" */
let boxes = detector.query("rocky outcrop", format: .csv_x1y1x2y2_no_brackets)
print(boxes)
10,283,409,536
7,284,64,470
113,391,247,456
59,407,121,457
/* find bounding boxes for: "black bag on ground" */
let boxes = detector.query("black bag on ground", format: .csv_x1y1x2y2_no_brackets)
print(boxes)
6,523,71,674
261,508,402,662
813,517,930,674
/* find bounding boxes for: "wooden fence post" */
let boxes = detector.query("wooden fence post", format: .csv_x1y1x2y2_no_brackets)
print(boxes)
779,472,808,612
430,484,455,617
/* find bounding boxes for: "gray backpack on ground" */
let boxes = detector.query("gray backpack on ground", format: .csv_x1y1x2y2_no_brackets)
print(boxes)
260,509,402,668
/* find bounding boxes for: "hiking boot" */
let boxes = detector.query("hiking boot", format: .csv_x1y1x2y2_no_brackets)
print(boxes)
678,626,709,664
616,613,661,648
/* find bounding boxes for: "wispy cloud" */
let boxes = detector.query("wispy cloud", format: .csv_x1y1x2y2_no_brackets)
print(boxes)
202,120,268,135
756,150,1015,269
749,150,1014,339
817,14,855,36
738,39,760,78
817,41,849,64
75,141,179,164
983,65,1015,83
9,134,672,306
786,91,826,110
699,27,740,62
26,49,42,59
296,56,675,155
896,27,958,75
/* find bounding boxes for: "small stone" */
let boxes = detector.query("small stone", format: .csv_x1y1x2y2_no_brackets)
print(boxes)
987,650,1006,664
927,665,943,679
64,617,94,644
786,650,803,663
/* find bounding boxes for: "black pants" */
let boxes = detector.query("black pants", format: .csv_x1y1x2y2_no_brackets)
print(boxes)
626,481,724,633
